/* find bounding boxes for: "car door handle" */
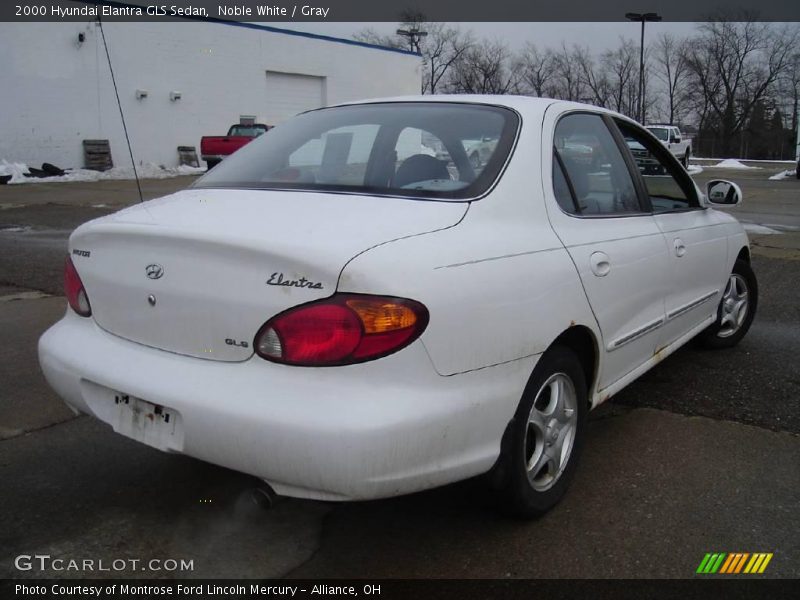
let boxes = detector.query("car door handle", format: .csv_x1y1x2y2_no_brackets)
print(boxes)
674,238,686,257
589,251,611,277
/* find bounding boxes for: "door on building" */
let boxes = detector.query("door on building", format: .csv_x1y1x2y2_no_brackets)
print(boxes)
265,71,326,125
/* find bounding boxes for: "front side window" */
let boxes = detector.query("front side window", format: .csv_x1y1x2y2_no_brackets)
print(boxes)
195,103,519,201
553,113,643,216
617,120,699,213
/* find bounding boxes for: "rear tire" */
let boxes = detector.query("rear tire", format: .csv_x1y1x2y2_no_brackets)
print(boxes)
697,259,757,349
682,151,690,168
206,159,220,171
495,346,588,518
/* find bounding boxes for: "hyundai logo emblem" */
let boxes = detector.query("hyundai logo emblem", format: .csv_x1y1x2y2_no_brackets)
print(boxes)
145,264,164,280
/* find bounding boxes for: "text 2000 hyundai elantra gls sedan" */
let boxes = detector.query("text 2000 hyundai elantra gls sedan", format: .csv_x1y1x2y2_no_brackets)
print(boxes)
39,96,757,517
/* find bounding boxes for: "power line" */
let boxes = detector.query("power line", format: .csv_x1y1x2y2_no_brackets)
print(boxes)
97,17,143,203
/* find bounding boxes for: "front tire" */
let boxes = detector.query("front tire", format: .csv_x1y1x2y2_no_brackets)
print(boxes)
496,346,588,518
698,259,757,349
682,150,690,168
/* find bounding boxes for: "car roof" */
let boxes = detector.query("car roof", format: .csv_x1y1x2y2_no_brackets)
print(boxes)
328,94,629,123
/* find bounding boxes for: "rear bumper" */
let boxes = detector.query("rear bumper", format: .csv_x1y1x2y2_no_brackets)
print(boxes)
39,311,534,501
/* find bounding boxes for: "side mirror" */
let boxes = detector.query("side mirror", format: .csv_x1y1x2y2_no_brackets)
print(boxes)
672,136,681,143
706,180,743,206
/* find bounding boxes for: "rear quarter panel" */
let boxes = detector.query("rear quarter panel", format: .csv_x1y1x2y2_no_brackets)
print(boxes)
339,109,600,377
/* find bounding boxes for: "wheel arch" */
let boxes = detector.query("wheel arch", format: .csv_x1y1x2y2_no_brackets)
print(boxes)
736,246,751,263
549,325,599,404
488,325,596,497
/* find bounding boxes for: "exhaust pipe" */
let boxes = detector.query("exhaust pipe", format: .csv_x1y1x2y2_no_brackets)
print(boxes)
250,482,280,510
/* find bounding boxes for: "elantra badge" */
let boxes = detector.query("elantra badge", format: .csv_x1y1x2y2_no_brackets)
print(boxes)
146,264,164,280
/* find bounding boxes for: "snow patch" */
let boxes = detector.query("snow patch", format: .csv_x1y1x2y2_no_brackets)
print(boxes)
692,157,796,164
687,165,703,175
0,160,205,184
769,169,797,181
0,162,31,184
742,223,781,235
713,159,760,170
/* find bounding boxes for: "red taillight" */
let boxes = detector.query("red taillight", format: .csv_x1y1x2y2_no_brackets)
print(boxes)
254,294,429,366
64,256,91,317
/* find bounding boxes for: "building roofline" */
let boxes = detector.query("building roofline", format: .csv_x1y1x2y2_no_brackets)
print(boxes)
85,1,421,57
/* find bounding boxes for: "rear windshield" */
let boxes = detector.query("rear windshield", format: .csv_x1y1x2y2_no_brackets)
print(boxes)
228,125,268,137
647,127,669,141
195,102,519,201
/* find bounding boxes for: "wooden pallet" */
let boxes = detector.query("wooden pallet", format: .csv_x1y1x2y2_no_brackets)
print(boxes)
83,139,113,171
177,146,199,168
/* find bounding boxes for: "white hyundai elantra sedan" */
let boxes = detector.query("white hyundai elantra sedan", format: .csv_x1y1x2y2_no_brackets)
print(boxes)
39,96,757,516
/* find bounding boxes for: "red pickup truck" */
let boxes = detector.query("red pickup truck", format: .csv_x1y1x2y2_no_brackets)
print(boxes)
200,123,270,169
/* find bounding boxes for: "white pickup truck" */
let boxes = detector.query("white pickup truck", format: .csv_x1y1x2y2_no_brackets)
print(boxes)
646,124,692,167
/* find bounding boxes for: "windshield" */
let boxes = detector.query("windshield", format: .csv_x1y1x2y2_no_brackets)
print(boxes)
647,127,669,141
195,102,519,201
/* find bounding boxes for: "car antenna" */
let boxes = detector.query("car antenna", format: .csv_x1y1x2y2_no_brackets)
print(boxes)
97,16,144,203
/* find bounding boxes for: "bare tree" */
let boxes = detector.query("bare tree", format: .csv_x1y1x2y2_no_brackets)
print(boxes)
352,28,404,49
602,38,638,115
548,44,587,101
775,50,800,140
354,17,473,95
420,23,474,94
518,43,555,97
652,33,689,125
574,46,610,107
446,39,519,94
683,17,799,156
641,59,662,124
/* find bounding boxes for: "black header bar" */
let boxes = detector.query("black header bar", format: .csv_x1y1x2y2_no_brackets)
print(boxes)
3,0,800,22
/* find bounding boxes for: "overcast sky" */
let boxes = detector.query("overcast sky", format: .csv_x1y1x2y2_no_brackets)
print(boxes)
288,22,702,53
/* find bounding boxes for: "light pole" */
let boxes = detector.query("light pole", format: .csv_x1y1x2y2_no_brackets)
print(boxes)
625,12,661,124
396,26,427,53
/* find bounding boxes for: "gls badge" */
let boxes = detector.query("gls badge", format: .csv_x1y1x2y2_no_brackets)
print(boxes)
225,338,249,348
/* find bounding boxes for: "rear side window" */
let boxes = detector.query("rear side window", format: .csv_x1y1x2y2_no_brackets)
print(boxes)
196,103,519,201
553,113,643,216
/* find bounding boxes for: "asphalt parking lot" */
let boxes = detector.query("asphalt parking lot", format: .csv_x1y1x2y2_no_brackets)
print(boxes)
1,164,799,579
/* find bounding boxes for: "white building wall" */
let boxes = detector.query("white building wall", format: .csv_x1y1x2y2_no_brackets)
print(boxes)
0,22,421,169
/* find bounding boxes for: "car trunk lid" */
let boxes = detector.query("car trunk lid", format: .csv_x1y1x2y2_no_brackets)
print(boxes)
69,188,466,362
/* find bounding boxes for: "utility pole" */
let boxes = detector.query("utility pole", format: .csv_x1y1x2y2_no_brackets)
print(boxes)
625,12,662,124
396,25,428,54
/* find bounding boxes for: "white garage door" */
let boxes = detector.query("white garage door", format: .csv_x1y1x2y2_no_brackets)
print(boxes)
265,71,326,125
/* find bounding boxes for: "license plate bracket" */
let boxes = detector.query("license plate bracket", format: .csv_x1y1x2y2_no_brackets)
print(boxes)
113,393,184,452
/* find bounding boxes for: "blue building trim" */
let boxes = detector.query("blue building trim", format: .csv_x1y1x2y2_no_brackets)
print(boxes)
81,0,421,57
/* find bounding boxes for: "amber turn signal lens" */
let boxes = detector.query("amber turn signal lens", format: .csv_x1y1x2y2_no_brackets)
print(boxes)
345,299,418,333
